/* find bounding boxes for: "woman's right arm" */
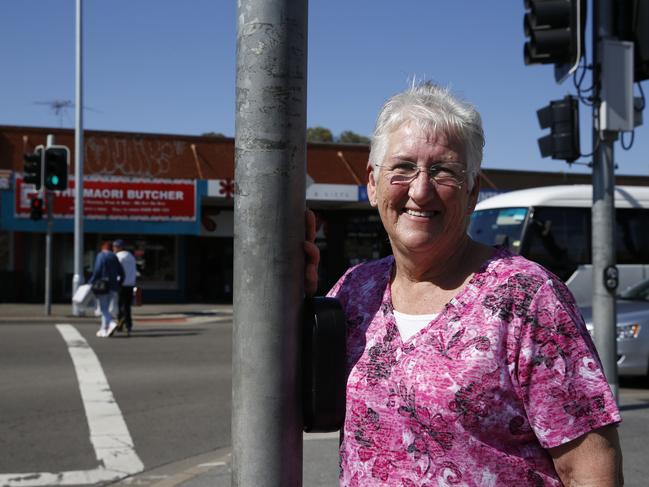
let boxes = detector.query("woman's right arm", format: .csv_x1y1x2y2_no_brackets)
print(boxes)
304,209,320,296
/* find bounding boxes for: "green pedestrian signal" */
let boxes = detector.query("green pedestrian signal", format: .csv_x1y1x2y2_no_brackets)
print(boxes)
44,145,69,191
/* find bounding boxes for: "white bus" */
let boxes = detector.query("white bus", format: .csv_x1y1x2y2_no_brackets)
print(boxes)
469,185,649,305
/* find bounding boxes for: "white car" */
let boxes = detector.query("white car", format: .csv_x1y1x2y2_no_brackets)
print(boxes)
581,278,649,377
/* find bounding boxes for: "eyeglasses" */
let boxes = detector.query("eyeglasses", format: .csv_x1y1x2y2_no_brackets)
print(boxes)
375,162,467,188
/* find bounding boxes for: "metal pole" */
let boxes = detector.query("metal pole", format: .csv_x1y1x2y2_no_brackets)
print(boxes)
45,190,54,316
592,0,619,401
72,0,85,316
232,0,308,484
44,134,55,316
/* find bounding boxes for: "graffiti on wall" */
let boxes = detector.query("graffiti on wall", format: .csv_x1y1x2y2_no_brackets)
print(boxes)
86,137,189,177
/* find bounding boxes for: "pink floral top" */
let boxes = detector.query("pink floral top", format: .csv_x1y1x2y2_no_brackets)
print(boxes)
328,249,620,486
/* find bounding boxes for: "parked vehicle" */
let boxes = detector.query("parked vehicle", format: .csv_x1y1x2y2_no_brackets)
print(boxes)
581,278,649,377
469,185,649,305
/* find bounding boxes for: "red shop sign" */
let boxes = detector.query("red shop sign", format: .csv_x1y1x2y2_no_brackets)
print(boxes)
15,176,196,221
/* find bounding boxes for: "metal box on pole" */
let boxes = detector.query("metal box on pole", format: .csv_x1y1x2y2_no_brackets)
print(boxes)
600,39,635,132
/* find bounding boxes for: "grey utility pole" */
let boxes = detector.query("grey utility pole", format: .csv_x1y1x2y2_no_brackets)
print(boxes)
232,0,308,484
592,0,624,401
72,0,85,316
44,134,55,316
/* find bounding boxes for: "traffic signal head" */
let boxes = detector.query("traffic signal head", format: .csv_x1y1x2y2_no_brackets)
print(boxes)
43,145,69,191
23,147,44,190
524,0,585,82
30,197,44,221
537,95,581,162
615,0,649,81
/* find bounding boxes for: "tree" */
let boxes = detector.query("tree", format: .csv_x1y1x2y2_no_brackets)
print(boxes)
202,131,227,138
306,127,370,144
306,126,334,143
337,130,370,145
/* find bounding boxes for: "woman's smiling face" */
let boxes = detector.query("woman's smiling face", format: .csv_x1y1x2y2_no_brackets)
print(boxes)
367,122,479,258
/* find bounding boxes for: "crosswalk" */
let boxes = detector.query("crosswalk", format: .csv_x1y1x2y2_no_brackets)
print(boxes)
0,324,143,487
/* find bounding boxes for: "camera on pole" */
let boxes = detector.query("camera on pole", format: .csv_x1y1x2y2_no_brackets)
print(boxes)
43,145,69,191
523,0,585,82
537,95,581,162
23,145,44,190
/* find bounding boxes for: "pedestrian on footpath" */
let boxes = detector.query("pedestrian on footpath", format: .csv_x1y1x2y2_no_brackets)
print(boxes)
89,241,124,338
113,239,137,336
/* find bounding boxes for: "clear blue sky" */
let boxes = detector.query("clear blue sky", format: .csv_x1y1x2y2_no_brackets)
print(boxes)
2,0,648,176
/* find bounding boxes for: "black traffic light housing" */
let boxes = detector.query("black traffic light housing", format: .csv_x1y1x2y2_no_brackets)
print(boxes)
537,95,581,162
524,0,585,82
43,145,69,191
30,197,44,221
615,0,649,81
23,146,44,189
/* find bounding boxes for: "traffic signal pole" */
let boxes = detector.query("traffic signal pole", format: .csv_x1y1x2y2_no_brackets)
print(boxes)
232,0,308,484
592,0,619,400
44,135,55,316
524,0,624,400
72,0,85,316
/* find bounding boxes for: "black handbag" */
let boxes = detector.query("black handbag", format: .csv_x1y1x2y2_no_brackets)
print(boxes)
91,277,109,295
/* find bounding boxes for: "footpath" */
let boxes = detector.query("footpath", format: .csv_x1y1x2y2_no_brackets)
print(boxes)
0,302,230,325
3,303,648,486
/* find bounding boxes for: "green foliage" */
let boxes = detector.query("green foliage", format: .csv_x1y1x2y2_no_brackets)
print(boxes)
306,126,334,143
202,131,226,138
337,130,370,145
306,127,370,144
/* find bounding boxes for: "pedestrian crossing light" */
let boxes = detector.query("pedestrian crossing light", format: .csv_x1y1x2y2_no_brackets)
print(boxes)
30,197,44,221
44,145,69,191
523,0,585,83
537,95,581,163
23,146,44,190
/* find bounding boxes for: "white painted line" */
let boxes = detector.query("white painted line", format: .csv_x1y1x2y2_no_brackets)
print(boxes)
196,461,227,468
0,324,144,486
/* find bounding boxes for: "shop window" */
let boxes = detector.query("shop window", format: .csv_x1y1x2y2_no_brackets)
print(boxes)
344,214,388,267
86,234,178,290
133,235,178,289
0,232,9,271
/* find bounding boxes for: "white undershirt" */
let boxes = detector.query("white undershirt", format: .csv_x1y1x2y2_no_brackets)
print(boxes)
393,310,438,342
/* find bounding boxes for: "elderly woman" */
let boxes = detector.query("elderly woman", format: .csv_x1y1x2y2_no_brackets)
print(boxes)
89,240,124,337
304,82,622,486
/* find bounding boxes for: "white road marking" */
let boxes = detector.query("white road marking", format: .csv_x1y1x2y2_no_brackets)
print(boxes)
196,461,226,468
0,324,144,486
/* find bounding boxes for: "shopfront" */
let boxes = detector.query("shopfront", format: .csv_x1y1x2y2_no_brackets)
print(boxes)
0,169,515,303
0,174,202,302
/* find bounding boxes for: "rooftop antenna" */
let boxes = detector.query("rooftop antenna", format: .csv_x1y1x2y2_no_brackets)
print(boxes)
34,99,99,127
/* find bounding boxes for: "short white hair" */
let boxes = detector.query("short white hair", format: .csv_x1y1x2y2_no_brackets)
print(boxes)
368,81,484,190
